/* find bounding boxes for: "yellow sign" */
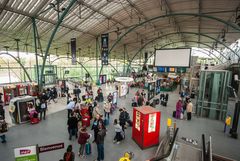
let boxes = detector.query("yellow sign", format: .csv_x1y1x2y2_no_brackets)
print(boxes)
167,118,172,127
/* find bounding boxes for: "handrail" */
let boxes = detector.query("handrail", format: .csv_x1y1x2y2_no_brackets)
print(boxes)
149,128,179,161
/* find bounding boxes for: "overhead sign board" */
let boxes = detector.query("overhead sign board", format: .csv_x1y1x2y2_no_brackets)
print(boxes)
101,33,109,65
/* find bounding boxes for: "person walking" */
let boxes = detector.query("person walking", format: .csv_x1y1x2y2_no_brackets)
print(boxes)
67,98,77,118
63,145,75,161
67,112,79,140
119,108,127,131
95,124,106,161
186,99,193,120
113,119,124,144
103,101,111,120
91,114,103,143
78,126,90,158
176,98,183,119
40,99,47,120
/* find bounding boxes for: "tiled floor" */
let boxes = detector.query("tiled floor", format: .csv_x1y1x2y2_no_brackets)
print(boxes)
0,83,239,161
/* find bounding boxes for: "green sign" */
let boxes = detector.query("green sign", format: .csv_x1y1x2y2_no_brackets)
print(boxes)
14,145,38,161
16,155,38,161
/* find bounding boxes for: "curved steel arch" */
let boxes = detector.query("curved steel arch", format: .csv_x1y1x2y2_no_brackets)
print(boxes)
0,52,32,82
126,41,223,74
40,0,77,89
50,57,93,81
99,13,240,75
126,33,228,71
129,31,234,64
126,46,220,75
109,13,240,54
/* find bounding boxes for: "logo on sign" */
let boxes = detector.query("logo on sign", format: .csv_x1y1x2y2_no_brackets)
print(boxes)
20,149,31,155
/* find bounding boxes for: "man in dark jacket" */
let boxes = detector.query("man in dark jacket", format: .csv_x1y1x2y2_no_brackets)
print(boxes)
95,124,106,161
119,108,127,131
67,113,78,140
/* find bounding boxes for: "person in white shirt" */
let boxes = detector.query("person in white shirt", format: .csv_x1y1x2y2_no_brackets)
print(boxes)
67,98,77,118
113,119,124,144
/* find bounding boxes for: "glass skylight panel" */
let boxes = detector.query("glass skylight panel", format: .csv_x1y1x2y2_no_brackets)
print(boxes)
9,0,17,7
29,0,41,13
7,14,21,30
77,12,104,31
1,12,13,29
100,2,123,17
12,16,27,30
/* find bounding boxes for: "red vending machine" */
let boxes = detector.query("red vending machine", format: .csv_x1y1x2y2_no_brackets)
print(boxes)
16,84,28,96
132,106,161,149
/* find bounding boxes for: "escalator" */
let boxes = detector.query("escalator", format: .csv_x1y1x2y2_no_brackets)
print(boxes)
148,129,236,161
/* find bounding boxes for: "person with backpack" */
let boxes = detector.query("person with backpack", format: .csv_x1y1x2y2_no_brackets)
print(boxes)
95,124,106,161
78,126,90,158
63,145,75,161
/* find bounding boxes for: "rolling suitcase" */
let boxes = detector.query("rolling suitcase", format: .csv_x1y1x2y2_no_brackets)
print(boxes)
85,142,91,155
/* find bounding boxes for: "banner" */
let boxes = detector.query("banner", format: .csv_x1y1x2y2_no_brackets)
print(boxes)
101,34,109,65
71,38,77,65
14,145,38,161
39,143,64,153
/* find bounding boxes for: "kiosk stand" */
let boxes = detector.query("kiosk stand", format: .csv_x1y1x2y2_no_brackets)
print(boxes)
132,106,161,149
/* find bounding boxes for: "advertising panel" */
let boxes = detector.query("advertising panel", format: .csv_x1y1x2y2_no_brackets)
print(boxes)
14,145,38,161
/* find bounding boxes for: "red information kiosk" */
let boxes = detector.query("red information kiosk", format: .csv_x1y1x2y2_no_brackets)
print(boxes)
132,106,161,149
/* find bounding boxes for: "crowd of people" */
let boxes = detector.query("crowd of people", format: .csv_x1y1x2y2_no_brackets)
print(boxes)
61,84,131,161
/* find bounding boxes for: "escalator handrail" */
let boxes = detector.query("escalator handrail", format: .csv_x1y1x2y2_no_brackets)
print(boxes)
149,128,179,161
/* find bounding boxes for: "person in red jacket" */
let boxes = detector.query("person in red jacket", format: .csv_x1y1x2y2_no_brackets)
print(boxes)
78,126,90,158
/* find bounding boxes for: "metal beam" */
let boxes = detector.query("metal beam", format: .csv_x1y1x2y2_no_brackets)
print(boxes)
163,0,186,45
78,0,148,41
50,56,94,81
108,12,240,56
198,0,201,47
125,31,233,71
56,0,109,40
2,5,96,38
39,0,78,90
0,52,32,82
0,0,9,15
14,0,50,36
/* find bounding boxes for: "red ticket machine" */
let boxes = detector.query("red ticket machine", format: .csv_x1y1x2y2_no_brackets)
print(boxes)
132,106,161,149
16,84,28,96
27,83,38,96
3,85,17,105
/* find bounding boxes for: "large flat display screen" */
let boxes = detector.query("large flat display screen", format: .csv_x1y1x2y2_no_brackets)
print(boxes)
155,48,191,67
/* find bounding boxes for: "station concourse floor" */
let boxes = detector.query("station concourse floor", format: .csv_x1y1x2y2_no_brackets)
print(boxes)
0,83,240,161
